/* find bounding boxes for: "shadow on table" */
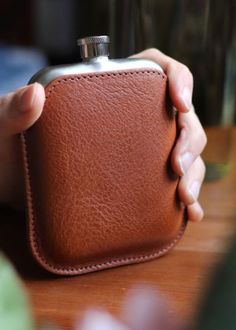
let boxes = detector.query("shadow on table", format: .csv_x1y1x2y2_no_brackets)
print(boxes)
0,206,55,280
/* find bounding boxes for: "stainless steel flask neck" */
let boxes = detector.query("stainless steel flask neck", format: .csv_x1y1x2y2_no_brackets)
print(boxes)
77,36,110,62
29,35,163,87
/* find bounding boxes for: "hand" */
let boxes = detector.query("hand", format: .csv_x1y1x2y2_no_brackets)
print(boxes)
132,49,207,222
0,50,206,218
0,83,45,208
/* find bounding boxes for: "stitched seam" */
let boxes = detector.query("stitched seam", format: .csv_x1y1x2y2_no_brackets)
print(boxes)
23,69,185,274
45,69,166,99
21,132,40,259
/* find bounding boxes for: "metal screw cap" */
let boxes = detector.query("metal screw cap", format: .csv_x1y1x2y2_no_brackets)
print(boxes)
77,36,110,60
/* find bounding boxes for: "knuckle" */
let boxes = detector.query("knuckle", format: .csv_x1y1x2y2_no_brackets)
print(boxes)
144,48,161,60
168,61,194,86
181,64,194,83
186,112,207,152
202,129,207,149
196,125,207,152
195,156,206,180
138,48,157,57
198,155,205,169
199,157,206,178
146,47,159,54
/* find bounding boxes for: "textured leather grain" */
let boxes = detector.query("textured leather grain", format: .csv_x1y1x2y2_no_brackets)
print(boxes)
21,69,187,275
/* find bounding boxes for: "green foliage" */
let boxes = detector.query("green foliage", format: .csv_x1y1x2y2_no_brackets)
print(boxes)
0,253,34,330
194,235,236,330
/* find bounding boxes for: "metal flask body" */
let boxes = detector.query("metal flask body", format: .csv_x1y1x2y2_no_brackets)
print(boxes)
29,35,163,86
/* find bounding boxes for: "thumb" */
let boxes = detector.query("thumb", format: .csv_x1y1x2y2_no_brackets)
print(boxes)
0,82,45,137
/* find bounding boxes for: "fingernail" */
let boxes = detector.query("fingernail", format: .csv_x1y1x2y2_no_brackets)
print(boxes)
19,83,38,113
196,203,204,221
189,180,200,202
188,202,204,222
178,152,194,175
181,87,192,111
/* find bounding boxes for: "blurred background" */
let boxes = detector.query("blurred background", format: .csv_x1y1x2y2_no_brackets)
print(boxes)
1,0,236,172
1,3,236,328
1,0,235,118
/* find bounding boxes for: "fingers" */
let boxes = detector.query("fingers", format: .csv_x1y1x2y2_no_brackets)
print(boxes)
132,48,207,223
131,48,193,113
0,82,45,138
133,47,206,176
171,109,206,222
178,156,205,205
172,108,207,176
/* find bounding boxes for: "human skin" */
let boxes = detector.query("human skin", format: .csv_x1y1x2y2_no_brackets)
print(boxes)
0,48,206,220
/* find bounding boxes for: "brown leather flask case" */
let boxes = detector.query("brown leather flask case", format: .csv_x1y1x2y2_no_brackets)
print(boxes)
21,37,187,275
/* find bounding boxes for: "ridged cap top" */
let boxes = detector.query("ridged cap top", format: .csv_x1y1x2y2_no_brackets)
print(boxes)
77,36,110,60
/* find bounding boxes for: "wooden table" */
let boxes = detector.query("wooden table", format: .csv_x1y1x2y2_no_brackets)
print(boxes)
1,128,236,329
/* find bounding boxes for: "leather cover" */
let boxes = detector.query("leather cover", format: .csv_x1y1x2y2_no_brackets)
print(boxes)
21,69,187,275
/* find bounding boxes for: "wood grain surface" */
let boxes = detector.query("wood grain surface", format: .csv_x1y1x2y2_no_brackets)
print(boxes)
0,127,236,329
